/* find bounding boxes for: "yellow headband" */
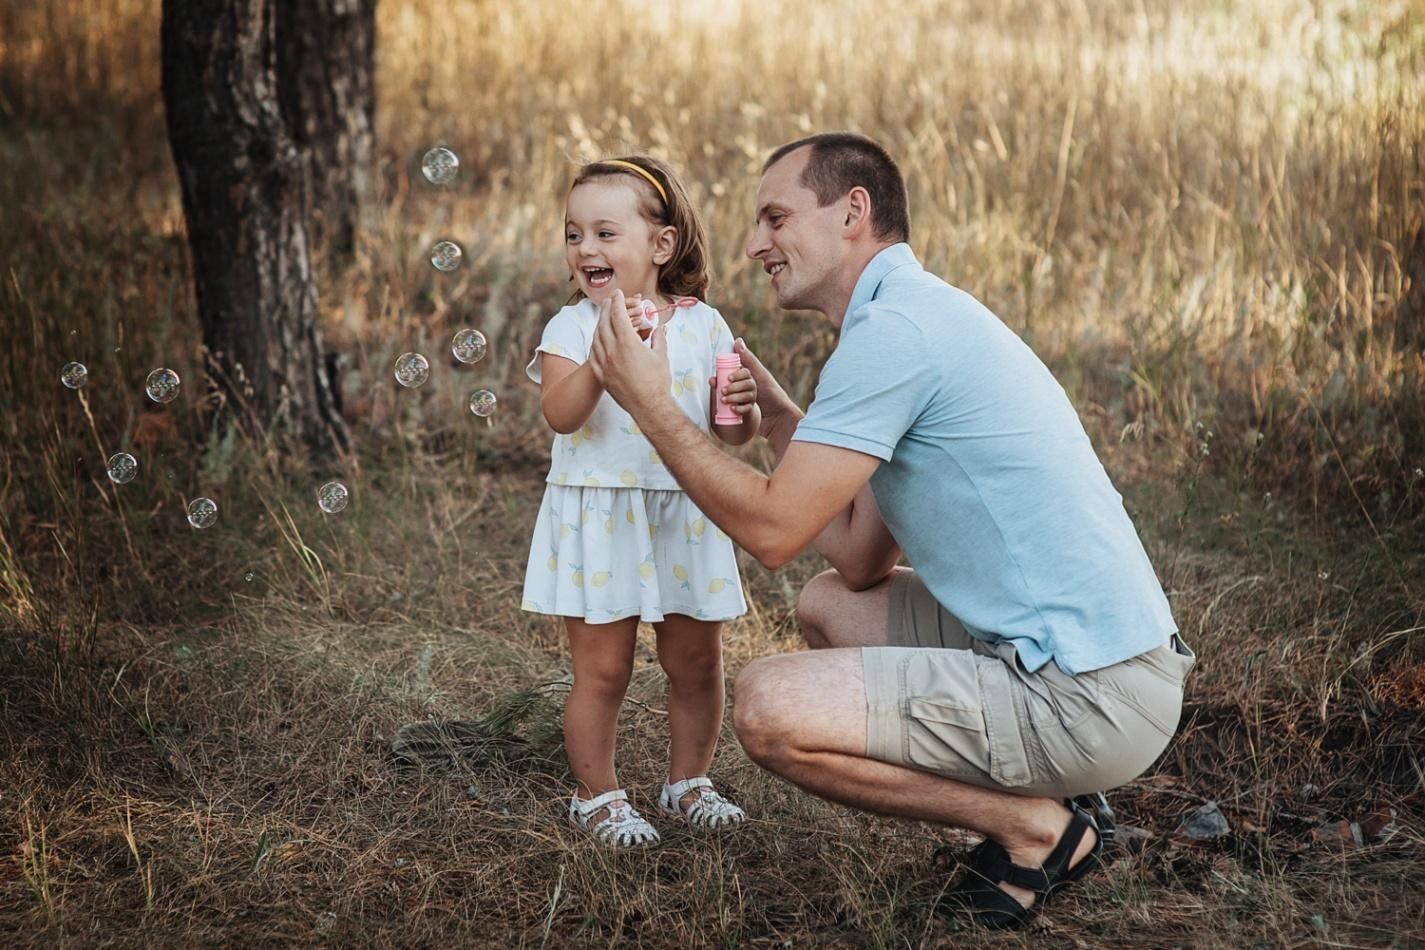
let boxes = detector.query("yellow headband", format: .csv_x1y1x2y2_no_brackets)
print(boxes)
602,159,668,206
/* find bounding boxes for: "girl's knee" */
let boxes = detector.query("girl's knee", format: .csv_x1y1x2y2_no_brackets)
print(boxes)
573,659,633,698
655,619,722,677
658,643,722,684
663,665,723,696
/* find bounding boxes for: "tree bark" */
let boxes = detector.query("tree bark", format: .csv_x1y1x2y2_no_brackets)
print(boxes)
276,0,376,266
161,0,349,456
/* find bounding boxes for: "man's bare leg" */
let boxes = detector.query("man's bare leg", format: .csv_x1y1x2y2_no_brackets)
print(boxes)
732,648,1095,910
795,567,909,649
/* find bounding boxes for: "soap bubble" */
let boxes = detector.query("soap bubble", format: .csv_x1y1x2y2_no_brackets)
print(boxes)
394,352,430,388
61,362,89,389
317,481,349,514
106,452,138,484
186,497,218,529
451,328,487,364
146,368,181,404
429,240,463,273
421,146,459,186
469,389,497,418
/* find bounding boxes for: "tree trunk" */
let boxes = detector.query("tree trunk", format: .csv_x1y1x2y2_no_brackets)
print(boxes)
161,0,349,455
276,0,376,266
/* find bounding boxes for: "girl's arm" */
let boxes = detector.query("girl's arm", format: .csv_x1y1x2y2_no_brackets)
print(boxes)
541,300,646,433
540,354,604,434
711,365,761,446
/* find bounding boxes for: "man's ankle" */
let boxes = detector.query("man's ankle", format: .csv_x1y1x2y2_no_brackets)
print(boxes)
999,800,1072,855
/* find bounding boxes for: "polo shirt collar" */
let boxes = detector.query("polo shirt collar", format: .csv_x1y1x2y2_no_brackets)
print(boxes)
846,242,919,319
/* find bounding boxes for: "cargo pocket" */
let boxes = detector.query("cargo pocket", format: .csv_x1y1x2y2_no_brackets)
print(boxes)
904,695,987,781
901,655,1033,789
978,660,1033,787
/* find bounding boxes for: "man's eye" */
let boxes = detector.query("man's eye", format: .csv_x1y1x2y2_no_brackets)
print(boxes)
769,215,785,228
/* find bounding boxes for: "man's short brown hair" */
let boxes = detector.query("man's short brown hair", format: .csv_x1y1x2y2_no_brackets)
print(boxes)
764,133,910,243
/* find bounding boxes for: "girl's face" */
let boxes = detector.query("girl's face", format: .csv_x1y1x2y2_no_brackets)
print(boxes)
565,179,670,305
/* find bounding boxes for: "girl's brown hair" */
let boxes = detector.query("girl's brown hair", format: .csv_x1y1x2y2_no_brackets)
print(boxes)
570,155,710,301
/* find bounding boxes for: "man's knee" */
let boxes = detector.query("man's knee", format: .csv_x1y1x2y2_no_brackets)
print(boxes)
732,661,792,767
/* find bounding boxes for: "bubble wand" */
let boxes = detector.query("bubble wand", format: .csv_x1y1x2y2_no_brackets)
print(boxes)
636,296,699,346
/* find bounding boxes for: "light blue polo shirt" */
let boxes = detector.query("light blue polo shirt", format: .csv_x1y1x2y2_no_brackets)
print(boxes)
792,243,1176,675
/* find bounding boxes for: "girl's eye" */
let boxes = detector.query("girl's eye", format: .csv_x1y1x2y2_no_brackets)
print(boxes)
598,230,615,239
565,232,580,243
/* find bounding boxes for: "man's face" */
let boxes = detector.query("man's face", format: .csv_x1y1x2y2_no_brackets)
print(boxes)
745,147,846,315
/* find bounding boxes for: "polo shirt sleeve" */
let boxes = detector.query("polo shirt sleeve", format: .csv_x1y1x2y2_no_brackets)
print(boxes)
526,306,589,383
791,308,936,461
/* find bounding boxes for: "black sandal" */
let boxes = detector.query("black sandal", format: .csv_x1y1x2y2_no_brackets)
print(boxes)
938,798,1107,931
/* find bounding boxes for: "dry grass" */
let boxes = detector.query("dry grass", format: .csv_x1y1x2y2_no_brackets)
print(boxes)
2,0,1425,945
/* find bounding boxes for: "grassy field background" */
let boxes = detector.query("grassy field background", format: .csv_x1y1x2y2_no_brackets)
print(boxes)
2,0,1424,945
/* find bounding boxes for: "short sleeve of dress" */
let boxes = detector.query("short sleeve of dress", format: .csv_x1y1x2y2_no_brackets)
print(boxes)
526,305,591,383
709,309,736,357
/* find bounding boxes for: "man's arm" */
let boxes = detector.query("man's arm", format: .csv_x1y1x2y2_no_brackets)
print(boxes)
637,397,881,569
736,340,900,588
587,290,897,573
815,484,901,590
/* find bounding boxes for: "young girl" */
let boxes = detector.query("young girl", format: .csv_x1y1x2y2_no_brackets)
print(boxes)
521,155,759,847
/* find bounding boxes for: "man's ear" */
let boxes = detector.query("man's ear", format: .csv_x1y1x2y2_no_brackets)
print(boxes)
652,225,677,266
844,186,871,235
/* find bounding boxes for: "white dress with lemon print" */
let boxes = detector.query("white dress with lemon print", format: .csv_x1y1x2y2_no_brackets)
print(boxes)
520,297,747,624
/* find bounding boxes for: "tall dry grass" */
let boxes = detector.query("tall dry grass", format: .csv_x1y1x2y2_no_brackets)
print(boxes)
5,1,1423,495
2,0,1425,945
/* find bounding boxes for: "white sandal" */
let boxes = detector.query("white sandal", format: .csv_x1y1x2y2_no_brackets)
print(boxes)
657,776,746,831
568,789,660,848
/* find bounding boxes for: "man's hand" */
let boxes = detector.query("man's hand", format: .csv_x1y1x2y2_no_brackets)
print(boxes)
732,337,802,440
589,289,674,416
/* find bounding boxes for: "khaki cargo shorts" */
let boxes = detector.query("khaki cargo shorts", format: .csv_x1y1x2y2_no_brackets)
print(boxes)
863,571,1195,797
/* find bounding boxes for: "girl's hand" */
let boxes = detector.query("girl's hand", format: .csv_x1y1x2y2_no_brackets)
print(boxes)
626,294,654,339
589,290,674,412
711,365,758,418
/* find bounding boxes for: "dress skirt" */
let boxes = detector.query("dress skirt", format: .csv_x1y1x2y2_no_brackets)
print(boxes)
520,485,747,624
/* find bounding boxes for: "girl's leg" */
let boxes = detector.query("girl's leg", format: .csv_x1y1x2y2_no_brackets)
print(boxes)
565,616,639,799
653,614,725,784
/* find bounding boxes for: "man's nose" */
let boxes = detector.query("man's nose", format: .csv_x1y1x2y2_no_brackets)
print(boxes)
745,226,768,260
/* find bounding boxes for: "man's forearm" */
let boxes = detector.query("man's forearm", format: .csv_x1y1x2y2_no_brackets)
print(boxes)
759,407,853,561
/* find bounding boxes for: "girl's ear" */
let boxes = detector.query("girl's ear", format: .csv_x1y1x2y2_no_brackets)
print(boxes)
652,225,677,266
